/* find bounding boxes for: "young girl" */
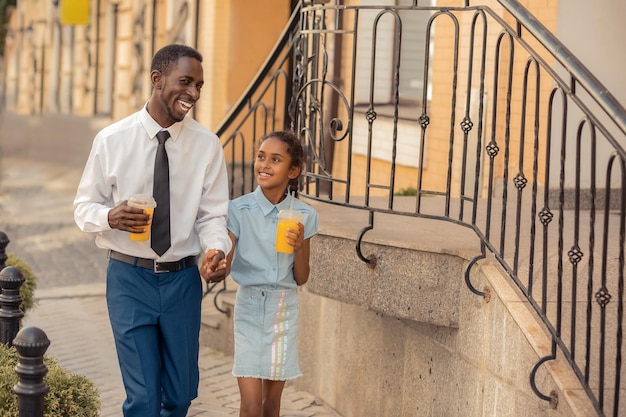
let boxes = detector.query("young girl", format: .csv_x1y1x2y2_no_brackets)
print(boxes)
225,131,318,417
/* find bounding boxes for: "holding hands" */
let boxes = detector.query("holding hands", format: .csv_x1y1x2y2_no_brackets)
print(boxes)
201,249,227,283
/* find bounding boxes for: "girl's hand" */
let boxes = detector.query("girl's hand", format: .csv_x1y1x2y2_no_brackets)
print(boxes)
200,249,227,283
288,222,305,252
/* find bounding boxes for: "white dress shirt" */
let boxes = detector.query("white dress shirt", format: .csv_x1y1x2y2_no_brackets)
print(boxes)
74,105,232,261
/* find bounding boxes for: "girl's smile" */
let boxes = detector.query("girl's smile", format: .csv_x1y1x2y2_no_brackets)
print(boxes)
254,136,300,204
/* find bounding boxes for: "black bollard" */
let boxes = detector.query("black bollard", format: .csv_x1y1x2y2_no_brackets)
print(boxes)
13,327,50,417
0,266,25,346
0,231,8,269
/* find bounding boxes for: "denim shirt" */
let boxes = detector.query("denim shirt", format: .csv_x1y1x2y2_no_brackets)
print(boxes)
227,186,318,289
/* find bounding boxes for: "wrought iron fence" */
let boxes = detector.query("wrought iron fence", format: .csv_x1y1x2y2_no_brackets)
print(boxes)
214,1,626,416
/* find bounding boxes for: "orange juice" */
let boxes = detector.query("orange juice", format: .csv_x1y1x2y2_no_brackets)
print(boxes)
275,209,303,254
129,206,154,241
127,194,157,242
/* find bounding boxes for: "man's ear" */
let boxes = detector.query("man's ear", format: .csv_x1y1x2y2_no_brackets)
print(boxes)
151,70,162,89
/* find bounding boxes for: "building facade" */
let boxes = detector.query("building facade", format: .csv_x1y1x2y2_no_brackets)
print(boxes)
3,0,292,129
3,1,624,197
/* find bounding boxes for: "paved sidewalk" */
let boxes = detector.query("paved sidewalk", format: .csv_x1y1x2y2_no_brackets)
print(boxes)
0,112,341,416
24,282,336,417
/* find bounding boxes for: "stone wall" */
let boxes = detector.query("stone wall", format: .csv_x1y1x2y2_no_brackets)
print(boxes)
289,202,596,417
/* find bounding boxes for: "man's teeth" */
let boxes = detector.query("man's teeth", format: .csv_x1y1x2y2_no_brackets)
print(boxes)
178,100,193,110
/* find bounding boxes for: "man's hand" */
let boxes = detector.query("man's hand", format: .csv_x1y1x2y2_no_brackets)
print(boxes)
200,249,227,283
108,200,151,233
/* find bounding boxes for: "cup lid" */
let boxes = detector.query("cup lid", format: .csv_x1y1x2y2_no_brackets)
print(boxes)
278,209,303,219
128,194,157,208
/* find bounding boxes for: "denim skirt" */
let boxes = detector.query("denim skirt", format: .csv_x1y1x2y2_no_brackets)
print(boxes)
232,286,301,380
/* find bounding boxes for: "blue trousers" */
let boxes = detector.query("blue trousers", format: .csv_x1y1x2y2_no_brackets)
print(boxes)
106,259,202,417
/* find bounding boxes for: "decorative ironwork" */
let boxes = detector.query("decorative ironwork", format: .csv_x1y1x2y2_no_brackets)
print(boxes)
486,141,499,158
419,113,430,128
464,253,487,297
204,281,229,315
214,2,626,415
513,173,528,190
356,211,377,269
567,245,584,265
460,117,473,133
365,108,377,123
538,207,553,226
595,287,612,308
530,354,558,404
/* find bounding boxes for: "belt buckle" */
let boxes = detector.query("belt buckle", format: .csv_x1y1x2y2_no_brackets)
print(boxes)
154,262,169,273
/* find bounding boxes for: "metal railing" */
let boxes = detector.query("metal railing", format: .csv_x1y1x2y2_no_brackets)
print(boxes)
213,1,626,416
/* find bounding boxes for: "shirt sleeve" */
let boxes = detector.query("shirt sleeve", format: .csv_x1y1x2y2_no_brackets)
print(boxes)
195,144,232,256
303,206,318,240
73,134,114,233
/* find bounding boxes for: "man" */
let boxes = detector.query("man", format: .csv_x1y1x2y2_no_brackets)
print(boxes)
74,44,230,417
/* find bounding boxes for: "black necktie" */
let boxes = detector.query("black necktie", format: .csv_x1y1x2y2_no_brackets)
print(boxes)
151,130,171,256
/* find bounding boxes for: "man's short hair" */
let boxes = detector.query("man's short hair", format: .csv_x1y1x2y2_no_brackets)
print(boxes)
151,44,203,75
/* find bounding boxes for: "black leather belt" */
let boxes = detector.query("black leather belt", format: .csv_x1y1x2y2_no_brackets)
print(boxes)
108,250,197,273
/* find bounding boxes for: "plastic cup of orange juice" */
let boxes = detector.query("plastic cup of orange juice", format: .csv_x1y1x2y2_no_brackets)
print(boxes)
127,194,157,242
275,209,303,254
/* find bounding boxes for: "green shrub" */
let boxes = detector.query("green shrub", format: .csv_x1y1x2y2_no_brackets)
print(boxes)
0,343,101,417
394,186,418,196
3,253,37,314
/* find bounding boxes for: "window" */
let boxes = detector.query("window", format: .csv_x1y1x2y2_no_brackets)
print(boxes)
355,0,435,111
352,0,435,167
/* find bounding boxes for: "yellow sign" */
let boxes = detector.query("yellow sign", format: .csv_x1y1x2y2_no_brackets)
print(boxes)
60,0,90,25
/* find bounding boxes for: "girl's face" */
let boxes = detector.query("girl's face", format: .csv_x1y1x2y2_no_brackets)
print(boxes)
254,136,300,193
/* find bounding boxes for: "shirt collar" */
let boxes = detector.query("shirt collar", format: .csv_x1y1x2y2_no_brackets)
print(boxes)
139,103,184,142
253,186,288,216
